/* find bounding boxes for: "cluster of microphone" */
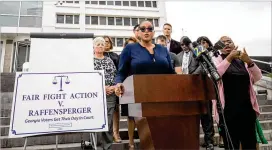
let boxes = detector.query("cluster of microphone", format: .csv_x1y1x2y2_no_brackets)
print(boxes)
191,40,226,82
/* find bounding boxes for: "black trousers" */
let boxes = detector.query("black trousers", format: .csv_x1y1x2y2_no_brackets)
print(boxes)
220,107,256,150
201,100,215,145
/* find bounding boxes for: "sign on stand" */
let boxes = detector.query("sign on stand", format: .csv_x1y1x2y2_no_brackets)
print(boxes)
8,33,105,149
9,71,107,138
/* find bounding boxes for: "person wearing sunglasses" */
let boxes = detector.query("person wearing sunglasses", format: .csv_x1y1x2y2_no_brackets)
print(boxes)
115,20,175,149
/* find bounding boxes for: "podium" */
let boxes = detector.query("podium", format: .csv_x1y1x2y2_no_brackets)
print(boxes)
119,74,216,149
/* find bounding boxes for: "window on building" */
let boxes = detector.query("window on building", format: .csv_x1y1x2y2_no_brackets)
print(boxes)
99,16,107,25
74,15,79,24
112,38,116,47
56,14,64,23
0,15,18,27
91,16,98,25
65,15,73,24
147,18,153,24
20,1,43,16
131,18,138,26
20,16,42,27
138,1,144,7
107,1,114,5
99,1,106,5
85,16,90,24
115,17,123,26
0,1,43,27
139,18,145,23
115,1,121,6
117,38,124,47
19,1,43,27
57,14,79,24
12,41,31,72
85,1,90,4
91,1,98,4
0,1,20,15
130,1,137,6
124,17,130,26
152,1,157,7
123,1,129,6
145,1,152,7
108,17,115,25
154,18,159,27
62,1,79,4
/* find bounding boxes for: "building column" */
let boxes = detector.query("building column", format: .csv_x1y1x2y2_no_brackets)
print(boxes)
3,40,14,73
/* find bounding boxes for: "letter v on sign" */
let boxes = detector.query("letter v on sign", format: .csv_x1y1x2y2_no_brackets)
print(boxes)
58,101,64,107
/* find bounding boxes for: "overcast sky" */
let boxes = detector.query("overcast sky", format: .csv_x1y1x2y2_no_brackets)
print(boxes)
165,1,271,56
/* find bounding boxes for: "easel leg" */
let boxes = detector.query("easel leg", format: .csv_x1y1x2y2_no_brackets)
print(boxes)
24,137,28,150
56,135,58,150
90,133,97,150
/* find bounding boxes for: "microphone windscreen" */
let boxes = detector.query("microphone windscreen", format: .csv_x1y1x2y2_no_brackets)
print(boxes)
192,45,206,57
192,41,198,48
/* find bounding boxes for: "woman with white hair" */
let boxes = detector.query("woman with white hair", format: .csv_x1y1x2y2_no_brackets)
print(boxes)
93,37,117,150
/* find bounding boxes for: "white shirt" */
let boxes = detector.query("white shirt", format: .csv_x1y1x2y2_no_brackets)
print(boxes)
181,51,190,74
166,38,171,51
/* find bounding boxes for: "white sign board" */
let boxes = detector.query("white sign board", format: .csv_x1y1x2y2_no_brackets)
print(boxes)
29,38,94,72
9,71,107,138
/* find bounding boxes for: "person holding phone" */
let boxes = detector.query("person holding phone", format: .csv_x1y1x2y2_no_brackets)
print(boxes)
212,36,262,150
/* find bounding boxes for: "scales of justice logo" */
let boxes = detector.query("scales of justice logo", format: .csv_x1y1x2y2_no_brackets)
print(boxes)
52,75,70,91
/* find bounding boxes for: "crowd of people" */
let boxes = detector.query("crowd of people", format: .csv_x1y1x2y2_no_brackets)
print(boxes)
91,20,265,150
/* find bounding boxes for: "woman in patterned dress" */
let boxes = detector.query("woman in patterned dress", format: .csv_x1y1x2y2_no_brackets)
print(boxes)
93,37,117,150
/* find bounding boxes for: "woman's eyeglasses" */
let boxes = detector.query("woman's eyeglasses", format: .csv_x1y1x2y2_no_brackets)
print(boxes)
139,27,154,32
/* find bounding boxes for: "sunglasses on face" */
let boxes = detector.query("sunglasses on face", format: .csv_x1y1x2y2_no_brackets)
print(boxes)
180,43,185,46
139,27,154,32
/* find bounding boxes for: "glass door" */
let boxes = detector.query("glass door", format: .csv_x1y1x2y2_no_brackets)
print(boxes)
12,41,30,72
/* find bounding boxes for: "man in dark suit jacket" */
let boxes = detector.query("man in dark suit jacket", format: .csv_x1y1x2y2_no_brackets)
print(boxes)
177,36,202,74
177,36,215,150
163,23,183,54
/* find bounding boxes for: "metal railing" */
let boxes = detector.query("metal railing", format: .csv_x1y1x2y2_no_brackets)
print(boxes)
252,59,272,66
251,58,272,74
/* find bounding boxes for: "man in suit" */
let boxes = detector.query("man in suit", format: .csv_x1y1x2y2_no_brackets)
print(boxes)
177,36,202,74
163,23,183,54
177,36,214,150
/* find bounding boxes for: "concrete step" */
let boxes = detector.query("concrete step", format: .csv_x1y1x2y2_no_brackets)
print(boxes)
1,139,140,150
2,127,272,148
258,100,272,106
2,136,272,150
2,119,272,137
260,105,272,112
260,141,272,150
0,128,139,148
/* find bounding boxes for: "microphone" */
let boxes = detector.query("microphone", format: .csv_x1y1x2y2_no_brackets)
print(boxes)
191,44,221,81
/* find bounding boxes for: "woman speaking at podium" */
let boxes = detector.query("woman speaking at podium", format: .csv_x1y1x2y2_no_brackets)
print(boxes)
115,20,175,149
